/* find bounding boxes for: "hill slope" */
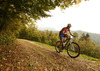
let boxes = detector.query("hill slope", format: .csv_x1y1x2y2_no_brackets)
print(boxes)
72,30,100,45
0,39,100,71
38,27,58,31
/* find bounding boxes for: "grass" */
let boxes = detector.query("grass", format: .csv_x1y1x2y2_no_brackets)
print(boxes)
33,41,100,62
34,41,55,49
80,54,100,62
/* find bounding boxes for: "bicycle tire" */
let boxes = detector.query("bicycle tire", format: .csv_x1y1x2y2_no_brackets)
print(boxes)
55,41,61,53
67,42,80,58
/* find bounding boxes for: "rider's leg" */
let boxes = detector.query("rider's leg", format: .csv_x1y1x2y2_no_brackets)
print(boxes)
64,34,69,41
59,39,63,48
59,39,63,52
66,35,69,40
59,33,63,48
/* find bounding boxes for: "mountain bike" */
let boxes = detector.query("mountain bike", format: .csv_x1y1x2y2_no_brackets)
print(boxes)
55,35,80,58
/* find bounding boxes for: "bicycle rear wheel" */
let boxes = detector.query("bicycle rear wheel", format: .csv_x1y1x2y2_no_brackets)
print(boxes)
67,42,80,58
55,41,61,53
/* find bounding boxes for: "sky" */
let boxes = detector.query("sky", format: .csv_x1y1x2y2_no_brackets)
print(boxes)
36,0,100,34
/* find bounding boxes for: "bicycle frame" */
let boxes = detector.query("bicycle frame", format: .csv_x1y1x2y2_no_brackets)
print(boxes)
63,36,73,49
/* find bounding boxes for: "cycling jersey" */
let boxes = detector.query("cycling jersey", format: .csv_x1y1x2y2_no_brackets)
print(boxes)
60,27,70,34
59,27,70,40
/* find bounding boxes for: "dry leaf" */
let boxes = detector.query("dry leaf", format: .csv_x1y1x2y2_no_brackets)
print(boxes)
44,67,48,71
2,58,7,60
17,66,20,69
6,67,10,71
0,64,3,66
21,59,24,62
21,67,24,69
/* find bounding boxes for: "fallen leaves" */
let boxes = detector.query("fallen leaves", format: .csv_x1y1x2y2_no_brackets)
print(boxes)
6,67,10,71
16,66,24,70
0,64,3,66
21,59,24,62
2,57,7,61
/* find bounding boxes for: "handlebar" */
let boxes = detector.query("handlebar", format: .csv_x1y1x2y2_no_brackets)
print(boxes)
69,35,75,39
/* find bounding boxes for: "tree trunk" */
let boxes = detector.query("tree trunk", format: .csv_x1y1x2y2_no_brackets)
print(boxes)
0,24,4,32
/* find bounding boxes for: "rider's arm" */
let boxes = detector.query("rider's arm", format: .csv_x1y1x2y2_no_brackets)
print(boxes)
69,31,73,36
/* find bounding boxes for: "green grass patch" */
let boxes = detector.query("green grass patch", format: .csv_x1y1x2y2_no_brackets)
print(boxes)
79,54,100,61
34,41,55,49
33,41,100,62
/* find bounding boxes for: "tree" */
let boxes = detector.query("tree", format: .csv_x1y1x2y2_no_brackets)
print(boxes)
79,33,85,41
85,33,90,40
72,32,79,42
0,0,87,32
78,33,96,56
95,45,100,58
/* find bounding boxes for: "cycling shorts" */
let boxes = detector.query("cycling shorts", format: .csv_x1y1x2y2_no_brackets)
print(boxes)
59,33,67,40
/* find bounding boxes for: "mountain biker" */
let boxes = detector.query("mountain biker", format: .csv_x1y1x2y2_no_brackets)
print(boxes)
59,24,74,51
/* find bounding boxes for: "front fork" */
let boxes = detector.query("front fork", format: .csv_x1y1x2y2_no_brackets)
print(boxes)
70,40,75,51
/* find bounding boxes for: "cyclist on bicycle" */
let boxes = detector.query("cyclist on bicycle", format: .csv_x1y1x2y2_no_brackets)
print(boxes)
59,24,74,51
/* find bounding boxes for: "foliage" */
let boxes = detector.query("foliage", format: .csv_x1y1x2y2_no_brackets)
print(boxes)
72,32,79,42
0,0,87,32
72,33,100,59
94,45,100,58
73,33,96,57
0,31,16,48
18,23,59,46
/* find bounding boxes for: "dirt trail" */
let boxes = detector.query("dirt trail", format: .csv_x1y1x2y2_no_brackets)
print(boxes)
0,39,100,71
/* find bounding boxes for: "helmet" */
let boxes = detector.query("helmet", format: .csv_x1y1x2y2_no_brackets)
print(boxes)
67,24,71,27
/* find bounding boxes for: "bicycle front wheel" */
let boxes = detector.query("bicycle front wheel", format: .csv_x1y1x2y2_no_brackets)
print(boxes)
67,42,80,58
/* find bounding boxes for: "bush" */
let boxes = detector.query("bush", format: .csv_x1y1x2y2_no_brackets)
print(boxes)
94,46,100,58
0,31,16,48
